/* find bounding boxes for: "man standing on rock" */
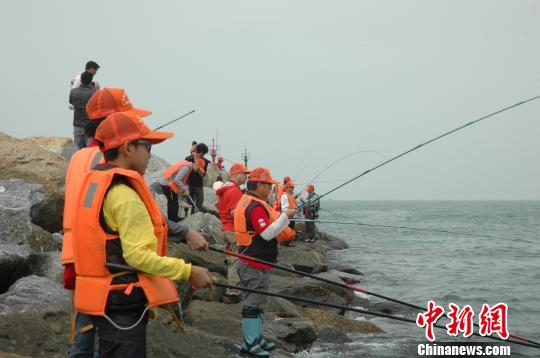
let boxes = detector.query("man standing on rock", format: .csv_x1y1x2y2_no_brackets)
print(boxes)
302,184,320,242
72,111,214,357
185,143,210,214
234,167,296,357
69,71,96,148
216,163,251,304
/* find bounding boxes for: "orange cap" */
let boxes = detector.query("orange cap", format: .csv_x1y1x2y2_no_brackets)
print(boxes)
229,163,251,175
249,167,278,184
86,88,152,120
306,184,315,192
95,111,173,151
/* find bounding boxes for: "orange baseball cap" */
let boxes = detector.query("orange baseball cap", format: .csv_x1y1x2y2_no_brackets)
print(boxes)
249,167,278,184
229,163,251,175
306,184,315,192
86,88,152,120
95,111,173,151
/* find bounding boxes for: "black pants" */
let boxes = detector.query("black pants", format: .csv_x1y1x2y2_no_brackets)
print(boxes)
305,220,316,240
288,220,295,229
91,310,149,358
161,185,180,222
189,186,204,214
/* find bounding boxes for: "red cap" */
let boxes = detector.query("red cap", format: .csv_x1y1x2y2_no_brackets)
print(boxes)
249,167,278,184
306,184,315,192
95,111,173,151
229,163,250,175
86,88,151,120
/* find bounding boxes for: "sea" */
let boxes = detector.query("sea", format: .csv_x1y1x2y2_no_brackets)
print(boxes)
296,200,540,358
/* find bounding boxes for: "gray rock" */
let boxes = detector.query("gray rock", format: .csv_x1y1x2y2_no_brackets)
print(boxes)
316,325,352,343
146,153,170,174
168,242,228,277
27,252,63,285
266,297,300,318
329,264,364,276
0,275,69,317
278,242,327,274
265,317,317,352
326,269,365,285
0,133,67,232
203,162,228,188
203,187,218,215
191,272,227,302
0,244,31,293
181,212,222,238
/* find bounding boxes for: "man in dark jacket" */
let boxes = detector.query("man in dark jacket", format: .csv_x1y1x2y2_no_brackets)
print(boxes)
185,143,210,214
69,71,96,148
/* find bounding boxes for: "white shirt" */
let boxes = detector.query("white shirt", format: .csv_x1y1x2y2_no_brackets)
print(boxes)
281,193,289,211
212,181,225,192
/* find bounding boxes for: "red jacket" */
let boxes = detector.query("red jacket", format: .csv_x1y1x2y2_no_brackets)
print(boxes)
216,180,243,231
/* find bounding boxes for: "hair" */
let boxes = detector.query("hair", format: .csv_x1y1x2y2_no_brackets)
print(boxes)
216,175,223,182
80,71,94,85
246,180,258,191
96,140,119,162
195,143,209,155
85,61,100,70
191,141,197,146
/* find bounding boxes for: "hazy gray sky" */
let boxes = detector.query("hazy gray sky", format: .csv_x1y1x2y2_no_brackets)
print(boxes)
1,1,539,200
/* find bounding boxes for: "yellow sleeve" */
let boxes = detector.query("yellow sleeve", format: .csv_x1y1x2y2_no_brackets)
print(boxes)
103,183,192,281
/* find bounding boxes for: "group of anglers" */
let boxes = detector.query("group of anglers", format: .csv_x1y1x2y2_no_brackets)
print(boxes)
63,67,321,357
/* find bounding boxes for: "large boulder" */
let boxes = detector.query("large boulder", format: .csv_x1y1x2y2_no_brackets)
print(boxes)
0,133,67,232
22,136,76,162
0,180,56,252
265,317,317,352
27,252,63,285
181,212,222,239
0,275,69,317
277,242,328,274
203,187,218,215
0,244,31,294
146,153,170,174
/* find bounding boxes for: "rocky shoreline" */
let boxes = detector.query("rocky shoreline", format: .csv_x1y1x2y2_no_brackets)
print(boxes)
0,132,383,357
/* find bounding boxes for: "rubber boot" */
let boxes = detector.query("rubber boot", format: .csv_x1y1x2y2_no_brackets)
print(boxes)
258,313,276,351
241,317,269,357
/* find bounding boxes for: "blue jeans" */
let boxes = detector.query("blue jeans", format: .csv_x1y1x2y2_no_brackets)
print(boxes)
69,312,99,358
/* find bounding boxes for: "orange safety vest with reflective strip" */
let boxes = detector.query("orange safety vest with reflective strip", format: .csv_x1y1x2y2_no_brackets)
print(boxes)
163,160,192,193
234,194,295,246
72,166,179,316
61,147,104,265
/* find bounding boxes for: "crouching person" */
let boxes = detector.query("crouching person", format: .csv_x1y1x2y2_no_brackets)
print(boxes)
234,168,296,356
72,111,213,358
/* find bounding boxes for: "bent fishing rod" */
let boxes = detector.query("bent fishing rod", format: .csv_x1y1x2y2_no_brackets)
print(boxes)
208,245,540,347
215,283,540,349
153,110,196,131
297,95,540,211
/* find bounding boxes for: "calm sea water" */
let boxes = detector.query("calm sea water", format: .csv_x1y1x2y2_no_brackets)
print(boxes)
298,201,540,358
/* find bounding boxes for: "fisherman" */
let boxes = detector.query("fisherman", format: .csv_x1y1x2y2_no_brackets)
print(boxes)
72,111,214,357
215,163,251,304
234,167,296,356
185,143,210,214
62,87,154,358
280,180,297,230
212,175,225,192
302,184,320,242
69,71,97,148
159,159,193,222
216,156,225,170
272,176,291,211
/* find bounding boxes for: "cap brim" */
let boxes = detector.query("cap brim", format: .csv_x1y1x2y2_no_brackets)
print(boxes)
141,130,174,144
132,108,152,117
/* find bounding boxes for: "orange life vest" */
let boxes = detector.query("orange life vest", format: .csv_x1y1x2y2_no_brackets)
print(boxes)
234,194,295,246
163,160,192,193
72,166,179,316
272,185,284,211
273,189,297,212
61,147,104,265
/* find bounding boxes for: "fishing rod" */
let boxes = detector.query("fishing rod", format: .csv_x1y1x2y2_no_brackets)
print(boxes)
208,245,540,346
314,207,539,246
297,95,540,210
104,260,540,349
215,283,540,349
154,110,196,131
185,194,220,246
295,217,538,245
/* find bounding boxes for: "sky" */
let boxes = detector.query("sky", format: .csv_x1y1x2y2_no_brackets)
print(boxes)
1,0,539,200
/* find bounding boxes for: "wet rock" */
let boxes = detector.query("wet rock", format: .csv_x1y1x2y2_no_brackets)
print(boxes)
318,231,349,250
266,297,300,318
316,326,352,344
0,133,67,232
326,269,365,285
27,252,63,285
300,307,383,334
265,317,317,352
330,264,364,276
0,275,69,317
168,242,227,277
0,244,31,294
277,272,355,315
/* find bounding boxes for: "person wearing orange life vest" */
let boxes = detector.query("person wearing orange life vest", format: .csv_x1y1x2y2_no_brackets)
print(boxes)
301,184,320,242
158,159,194,222
73,111,213,358
234,168,296,357
271,176,291,210
62,87,153,358
216,163,251,304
